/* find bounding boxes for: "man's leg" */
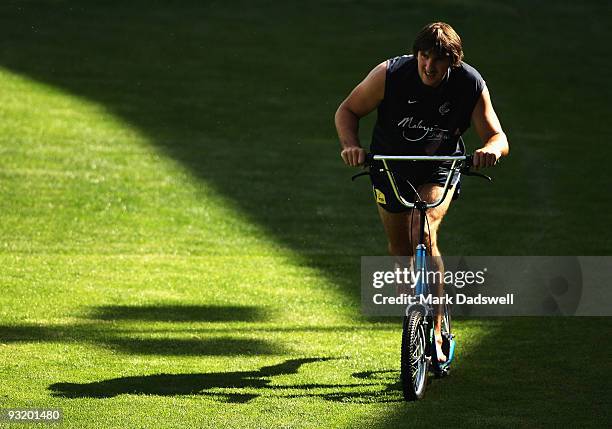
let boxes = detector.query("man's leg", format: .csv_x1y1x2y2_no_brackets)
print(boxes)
376,206,414,297
376,206,413,257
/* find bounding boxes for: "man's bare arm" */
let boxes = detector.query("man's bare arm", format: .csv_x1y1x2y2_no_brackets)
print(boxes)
471,86,509,169
335,62,386,166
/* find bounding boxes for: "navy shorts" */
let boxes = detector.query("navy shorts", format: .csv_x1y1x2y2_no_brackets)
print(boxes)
369,160,461,213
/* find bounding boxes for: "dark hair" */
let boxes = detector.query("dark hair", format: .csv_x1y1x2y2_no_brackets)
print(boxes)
412,22,464,67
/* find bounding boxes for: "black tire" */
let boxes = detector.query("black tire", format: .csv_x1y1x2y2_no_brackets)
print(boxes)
401,310,429,401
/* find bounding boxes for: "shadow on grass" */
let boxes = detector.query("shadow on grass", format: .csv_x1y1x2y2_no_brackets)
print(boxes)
0,325,65,342
0,324,286,356
86,305,269,322
49,358,402,403
50,358,333,400
0,304,286,356
108,337,286,356
0,322,397,341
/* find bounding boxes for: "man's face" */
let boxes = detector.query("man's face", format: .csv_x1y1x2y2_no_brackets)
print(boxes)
417,50,451,87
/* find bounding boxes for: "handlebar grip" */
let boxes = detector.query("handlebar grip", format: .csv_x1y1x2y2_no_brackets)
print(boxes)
464,154,474,169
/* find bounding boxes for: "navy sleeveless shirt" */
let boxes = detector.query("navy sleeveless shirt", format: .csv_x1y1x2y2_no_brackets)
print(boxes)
371,55,485,157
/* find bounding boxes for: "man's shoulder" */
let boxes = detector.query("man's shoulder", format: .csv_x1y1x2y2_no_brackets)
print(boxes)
453,61,485,85
387,55,417,73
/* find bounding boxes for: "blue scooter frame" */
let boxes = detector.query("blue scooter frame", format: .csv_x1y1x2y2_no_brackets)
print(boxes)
371,154,471,400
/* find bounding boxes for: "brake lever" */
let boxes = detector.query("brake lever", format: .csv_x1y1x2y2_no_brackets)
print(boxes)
351,171,370,181
460,169,493,182
351,153,378,181
460,154,493,182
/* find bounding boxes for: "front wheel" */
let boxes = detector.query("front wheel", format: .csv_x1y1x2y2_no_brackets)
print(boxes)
401,310,428,401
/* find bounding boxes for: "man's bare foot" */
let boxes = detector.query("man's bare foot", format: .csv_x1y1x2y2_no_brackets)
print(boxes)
434,331,447,363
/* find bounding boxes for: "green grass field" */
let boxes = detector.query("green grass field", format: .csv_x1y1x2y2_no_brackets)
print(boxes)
0,1,610,427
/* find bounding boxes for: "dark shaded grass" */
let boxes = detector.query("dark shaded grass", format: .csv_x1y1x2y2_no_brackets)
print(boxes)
0,323,287,355
49,358,335,399
87,305,269,322
370,317,611,428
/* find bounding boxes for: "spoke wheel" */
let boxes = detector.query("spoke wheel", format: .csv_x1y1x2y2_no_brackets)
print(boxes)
401,310,428,401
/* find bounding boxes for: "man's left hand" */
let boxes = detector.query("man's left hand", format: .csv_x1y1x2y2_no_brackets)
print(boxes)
472,147,501,169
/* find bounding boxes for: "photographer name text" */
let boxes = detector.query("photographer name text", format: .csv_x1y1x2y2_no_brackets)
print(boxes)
372,293,514,306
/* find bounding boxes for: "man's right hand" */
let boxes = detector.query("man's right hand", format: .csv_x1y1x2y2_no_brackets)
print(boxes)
341,146,366,167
